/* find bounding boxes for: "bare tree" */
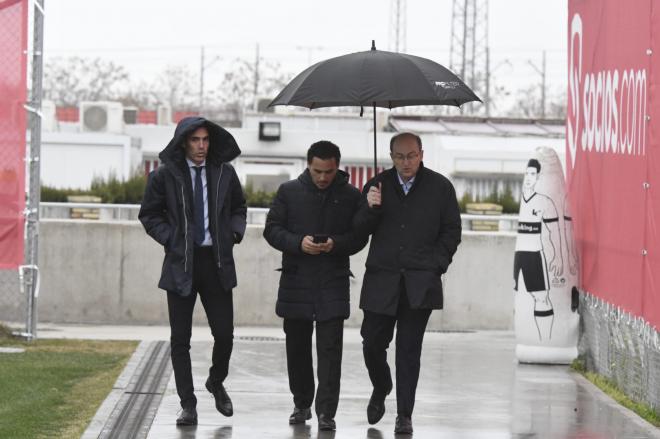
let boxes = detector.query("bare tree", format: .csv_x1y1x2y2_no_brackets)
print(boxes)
153,65,198,110
545,86,567,119
118,80,162,109
505,84,566,119
215,57,292,112
117,66,199,111
43,56,130,106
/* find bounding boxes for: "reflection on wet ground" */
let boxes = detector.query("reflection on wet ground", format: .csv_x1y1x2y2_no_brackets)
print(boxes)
148,330,659,439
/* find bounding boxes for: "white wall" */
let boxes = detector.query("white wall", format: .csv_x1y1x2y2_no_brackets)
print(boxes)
41,132,134,189
29,220,515,330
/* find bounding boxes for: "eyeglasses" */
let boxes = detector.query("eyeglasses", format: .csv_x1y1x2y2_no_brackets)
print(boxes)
391,152,421,162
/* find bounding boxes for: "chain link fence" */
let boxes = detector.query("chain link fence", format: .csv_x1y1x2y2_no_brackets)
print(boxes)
0,270,22,326
0,0,26,332
579,292,660,412
0,0,43,338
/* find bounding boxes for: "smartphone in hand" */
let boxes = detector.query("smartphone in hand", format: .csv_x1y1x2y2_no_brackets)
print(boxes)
313,234,329,244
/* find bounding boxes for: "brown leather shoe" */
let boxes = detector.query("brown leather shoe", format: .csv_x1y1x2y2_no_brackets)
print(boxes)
205,378,233,417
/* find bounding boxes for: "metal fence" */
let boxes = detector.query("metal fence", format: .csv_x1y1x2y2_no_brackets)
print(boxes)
0,269,22,327
0,0,44,338
0,0,24,331
579,292,660,412
39,203,272,225
38,203,520,232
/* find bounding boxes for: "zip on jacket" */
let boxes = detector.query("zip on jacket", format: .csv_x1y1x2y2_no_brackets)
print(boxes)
215,163,224,269
180,184,189,272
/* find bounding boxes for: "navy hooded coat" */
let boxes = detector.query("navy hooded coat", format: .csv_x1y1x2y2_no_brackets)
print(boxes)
139,117,247,296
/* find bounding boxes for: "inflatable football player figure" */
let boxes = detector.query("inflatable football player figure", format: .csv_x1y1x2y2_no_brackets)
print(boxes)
514,147,579,364
514,158,563,341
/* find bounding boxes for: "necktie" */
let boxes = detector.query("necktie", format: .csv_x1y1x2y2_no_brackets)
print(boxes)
194,166,205,245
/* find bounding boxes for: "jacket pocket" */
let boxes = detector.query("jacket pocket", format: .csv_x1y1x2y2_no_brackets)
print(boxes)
165,225,179,252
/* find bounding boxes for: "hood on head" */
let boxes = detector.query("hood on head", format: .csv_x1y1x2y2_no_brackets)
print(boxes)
159,116,241,166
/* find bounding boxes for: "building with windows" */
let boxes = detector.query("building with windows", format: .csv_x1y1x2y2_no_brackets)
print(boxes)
39,101,565,201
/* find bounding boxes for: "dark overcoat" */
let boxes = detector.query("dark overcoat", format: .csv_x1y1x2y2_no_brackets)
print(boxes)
139,117,247,296
354,164,462,315
263,169,367,321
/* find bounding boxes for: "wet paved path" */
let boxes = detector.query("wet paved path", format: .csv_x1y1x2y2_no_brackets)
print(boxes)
136,330,660,439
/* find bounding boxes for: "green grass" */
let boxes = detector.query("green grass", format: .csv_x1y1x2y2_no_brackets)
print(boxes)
0,326,137,439
571,358,660,427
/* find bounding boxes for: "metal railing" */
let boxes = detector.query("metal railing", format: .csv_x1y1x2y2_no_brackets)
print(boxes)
39,203,270,225
40,202,519,232
461,213,519,236
40,202,141,221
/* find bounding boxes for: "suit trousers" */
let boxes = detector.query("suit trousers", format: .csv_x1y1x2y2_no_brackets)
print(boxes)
283,317,344,417
361,280,432,417
167,246,234,409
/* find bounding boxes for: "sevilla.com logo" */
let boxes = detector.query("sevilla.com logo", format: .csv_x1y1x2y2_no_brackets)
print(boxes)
568,14,648,171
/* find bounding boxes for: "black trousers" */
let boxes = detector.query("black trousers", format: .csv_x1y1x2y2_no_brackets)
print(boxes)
361,282,431,417
283,318,344,417
167,246,234,409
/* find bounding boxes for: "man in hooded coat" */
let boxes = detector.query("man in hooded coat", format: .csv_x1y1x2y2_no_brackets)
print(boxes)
139,117,246,425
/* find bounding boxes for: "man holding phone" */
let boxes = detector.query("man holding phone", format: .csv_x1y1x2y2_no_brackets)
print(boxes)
313,234,329,244
264,141,367,431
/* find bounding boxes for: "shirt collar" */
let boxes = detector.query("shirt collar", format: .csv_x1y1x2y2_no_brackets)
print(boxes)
397,173,415,186
186,158,206,168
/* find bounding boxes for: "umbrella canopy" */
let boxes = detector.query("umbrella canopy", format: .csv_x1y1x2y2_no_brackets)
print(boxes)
269,41,482,169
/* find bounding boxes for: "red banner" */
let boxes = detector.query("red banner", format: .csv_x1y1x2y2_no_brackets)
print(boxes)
0,0,28,269
567,0,660,328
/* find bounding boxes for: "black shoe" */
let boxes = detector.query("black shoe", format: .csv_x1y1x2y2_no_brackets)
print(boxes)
205,378,233,417
176,406,198,426
289,406,312,424
318,413,336,431
367,387,390,425
394,415,413,434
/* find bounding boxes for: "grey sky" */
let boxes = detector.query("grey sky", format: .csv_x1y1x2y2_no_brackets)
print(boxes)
43,0,567,101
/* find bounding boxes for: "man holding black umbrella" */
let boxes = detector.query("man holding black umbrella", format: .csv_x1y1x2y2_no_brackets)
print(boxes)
354,132,462,435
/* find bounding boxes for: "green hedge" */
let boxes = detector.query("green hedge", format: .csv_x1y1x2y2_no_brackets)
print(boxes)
41,186,90,202
90,172,147,204
43,174,523,214
41,172,147,204
243,184,276,208
41,173,276,207
44,175,525,213
458,186,519,214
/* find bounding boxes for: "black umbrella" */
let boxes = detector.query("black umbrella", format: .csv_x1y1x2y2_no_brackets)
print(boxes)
269,41,481,170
